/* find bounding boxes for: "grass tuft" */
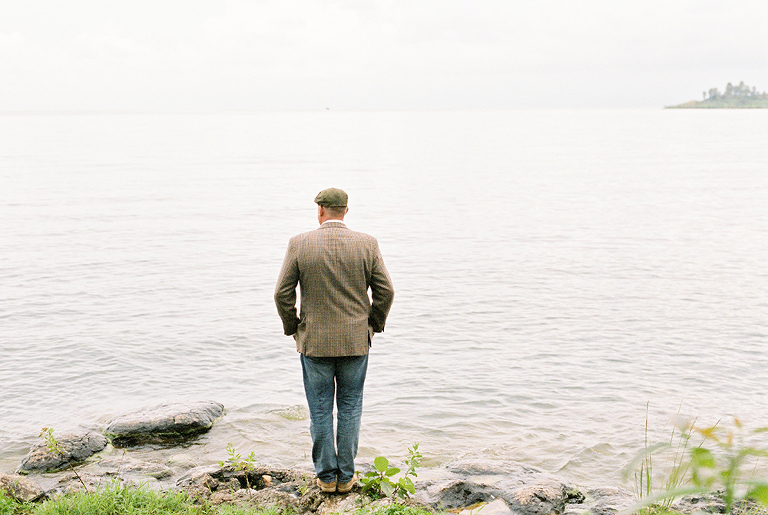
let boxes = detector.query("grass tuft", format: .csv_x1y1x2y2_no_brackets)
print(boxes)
0,489,22,515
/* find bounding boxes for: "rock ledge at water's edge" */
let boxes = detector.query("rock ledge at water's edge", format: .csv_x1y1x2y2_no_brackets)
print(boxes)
17,432,108,474
0,400,726,515
104,400,225,444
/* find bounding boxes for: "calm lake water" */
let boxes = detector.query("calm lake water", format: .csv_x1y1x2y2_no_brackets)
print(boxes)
1,109,767,487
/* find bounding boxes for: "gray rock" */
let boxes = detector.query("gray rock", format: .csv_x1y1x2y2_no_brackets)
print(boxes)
568,487,633,515
672,493,726,514
237,487,302,512
414,458,588,515
96,456,173,479
166,453,199,471
44,471,114,498
176,464,222,490
419,479,505,510
17,431,108,474
500,481,567,515
421,476,572,515
318,493,367,515
0,473,45,503
104,401,224,445
177,464,303,500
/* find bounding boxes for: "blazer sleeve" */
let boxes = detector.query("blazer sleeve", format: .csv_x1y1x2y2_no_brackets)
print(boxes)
274,238,301,336
368,241,394,333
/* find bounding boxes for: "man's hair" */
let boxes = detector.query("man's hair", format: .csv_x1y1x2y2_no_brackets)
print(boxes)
325,205,347,218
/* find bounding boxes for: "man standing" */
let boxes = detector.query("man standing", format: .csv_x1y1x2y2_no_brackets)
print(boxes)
274,188,394,494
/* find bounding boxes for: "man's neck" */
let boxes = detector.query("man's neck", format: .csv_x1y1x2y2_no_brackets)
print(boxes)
321,218,345,225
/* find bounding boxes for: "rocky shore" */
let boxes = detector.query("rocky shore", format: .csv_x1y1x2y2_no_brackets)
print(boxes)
0,400,722,515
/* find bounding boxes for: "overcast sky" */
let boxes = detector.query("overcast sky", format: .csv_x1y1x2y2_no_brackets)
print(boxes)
1,0,766,111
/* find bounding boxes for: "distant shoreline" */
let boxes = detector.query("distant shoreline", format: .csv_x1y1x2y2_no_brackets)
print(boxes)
666,98,768,109
667,82,768,108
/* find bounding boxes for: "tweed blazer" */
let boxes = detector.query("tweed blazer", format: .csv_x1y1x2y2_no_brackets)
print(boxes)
274,221,394,357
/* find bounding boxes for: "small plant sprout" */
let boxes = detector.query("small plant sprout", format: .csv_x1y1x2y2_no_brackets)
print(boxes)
219,443,258,491
40,427,88,491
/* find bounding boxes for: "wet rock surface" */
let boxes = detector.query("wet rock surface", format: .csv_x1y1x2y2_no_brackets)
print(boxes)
104,400,224,445
96,456,173,479
17,431,108,474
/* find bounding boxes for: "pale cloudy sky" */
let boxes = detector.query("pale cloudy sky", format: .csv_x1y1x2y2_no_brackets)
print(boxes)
1,0,766,111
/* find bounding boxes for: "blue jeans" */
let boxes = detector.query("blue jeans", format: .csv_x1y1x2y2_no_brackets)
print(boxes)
300,354,368,484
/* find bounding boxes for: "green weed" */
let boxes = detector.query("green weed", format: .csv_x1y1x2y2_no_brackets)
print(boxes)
685,418,768,513
360,444,422,500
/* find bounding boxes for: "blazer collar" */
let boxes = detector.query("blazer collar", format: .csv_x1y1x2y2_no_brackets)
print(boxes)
320,220,347,229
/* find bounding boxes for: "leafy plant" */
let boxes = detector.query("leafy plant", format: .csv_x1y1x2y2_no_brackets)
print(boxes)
685,418,768,513
624,416,768,515
360,444,422,500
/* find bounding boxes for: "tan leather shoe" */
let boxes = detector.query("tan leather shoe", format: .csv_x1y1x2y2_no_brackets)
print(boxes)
337,473,358,494
316,478,337,493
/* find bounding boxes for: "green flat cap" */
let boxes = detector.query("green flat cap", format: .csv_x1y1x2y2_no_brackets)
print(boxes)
314,187,348,207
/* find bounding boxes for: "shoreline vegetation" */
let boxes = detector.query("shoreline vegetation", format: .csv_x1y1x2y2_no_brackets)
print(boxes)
666,81,768,108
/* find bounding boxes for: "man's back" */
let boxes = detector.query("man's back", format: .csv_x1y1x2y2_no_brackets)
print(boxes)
275,220,394,357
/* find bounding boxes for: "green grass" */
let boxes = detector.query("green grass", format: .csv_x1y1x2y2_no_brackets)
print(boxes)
35,487,195,514
0,489,22,515
1,482,439,515
214,506,293,515
0,482,298,515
